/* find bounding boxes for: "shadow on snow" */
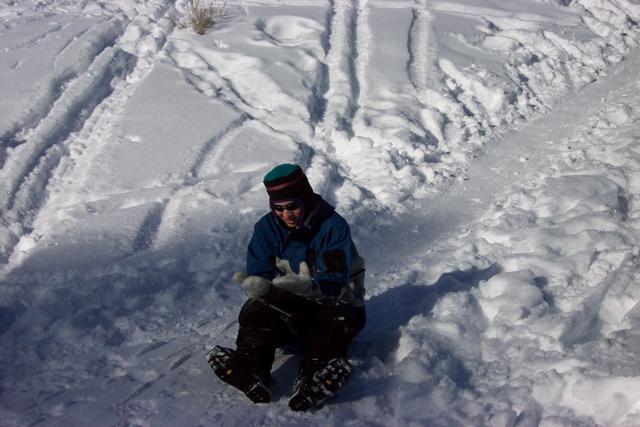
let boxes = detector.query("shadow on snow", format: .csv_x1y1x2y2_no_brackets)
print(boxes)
334,263,501,405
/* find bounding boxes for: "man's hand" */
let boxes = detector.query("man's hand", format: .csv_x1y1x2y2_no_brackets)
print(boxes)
233,272,271,299
272,261,313,296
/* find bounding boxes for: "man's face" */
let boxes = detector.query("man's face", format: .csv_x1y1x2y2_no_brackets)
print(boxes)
271,200,303,229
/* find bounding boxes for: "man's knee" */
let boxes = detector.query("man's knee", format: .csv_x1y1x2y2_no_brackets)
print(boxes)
332,305,366,339
238,298,275,328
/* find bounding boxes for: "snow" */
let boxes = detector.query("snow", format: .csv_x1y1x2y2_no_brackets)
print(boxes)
1,0,640,425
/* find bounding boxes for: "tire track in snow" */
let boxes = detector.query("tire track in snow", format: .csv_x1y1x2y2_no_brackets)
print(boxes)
132,200,170,253
0,46,137,220
169,353,192,371
0,1,178,270
407,0,444,144
0,21,122,168
165,45,310,146
163,47,256,119
137,341,168,357
352,0,369,131
251,18,330,129
122,42,262,253
321,1,445,209
62,2,179,259
316,0,411,211
304,0,375,204
149,116,254,251
190,115,253,179
407,0,433,95
0,22,64,53
121,116,266,254
316,0,362,138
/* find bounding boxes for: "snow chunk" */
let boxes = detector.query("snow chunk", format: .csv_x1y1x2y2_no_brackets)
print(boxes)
476,270,547,324
532,175,626,219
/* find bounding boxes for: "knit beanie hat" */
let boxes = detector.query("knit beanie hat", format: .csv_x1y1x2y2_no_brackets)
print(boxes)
263,164,314,202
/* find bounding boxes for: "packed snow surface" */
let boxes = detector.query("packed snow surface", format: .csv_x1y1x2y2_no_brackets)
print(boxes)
1,0,640,425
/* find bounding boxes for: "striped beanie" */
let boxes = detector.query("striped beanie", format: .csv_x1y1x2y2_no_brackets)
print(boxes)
263,164,314,202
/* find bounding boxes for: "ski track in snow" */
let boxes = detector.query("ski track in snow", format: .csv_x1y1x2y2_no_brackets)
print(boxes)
1,1,640,426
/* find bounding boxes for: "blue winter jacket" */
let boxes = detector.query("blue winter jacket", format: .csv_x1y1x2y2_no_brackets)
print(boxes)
246,195,360,304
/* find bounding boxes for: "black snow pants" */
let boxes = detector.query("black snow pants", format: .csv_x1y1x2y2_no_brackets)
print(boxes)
235,287,366,380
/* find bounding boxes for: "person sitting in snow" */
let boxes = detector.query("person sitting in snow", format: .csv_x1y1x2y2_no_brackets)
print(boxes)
207,163,366,411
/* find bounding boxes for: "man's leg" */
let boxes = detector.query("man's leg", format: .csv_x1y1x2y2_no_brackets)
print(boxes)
301,304,366,365
289,304,366,411
235,297,297,382
207,297,297,404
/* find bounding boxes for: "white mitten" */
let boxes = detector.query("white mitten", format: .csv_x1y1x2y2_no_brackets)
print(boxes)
272,261,313,296
233,272,271,299
275,258,294,275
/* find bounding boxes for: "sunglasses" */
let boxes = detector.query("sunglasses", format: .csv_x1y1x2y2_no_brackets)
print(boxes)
270,201,301,212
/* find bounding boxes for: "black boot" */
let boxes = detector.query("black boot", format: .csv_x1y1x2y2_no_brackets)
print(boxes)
288,357,353,411
206,346,271,404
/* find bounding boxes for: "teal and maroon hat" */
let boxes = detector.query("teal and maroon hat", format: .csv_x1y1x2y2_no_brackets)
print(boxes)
263,164,314,202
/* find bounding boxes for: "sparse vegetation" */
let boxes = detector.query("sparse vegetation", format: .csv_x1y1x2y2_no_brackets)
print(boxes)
175,0,228,35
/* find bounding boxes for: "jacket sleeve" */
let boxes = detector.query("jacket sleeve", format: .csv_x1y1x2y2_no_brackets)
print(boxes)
246,221,278,280
313,218,353,297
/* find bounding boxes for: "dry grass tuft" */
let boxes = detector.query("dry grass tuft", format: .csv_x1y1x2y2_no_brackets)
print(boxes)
176,0,228,35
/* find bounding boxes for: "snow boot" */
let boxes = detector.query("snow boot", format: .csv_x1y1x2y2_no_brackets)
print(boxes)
206,345,271,404
288,357,353,411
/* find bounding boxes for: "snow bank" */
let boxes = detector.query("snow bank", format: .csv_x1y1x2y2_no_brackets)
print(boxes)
385,53,640,425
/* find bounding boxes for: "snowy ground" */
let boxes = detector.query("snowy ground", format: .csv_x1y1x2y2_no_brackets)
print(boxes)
1,0,640,425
